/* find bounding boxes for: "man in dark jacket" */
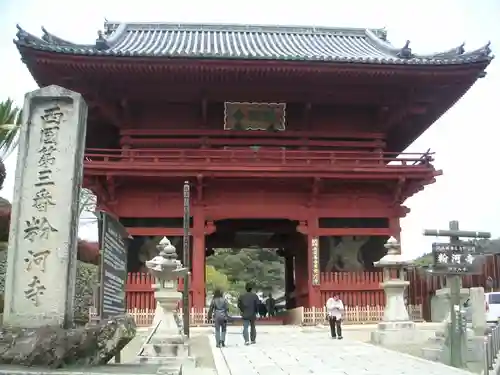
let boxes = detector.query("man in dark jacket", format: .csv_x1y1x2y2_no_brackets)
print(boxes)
237,282,259,345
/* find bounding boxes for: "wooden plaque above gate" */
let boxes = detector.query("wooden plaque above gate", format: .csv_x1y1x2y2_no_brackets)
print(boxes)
224,102,286,131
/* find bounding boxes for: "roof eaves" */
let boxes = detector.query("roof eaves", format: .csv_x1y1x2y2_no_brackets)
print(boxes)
14,23,494,66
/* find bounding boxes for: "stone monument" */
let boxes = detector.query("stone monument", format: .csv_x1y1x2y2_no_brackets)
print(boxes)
371,237,418,345
137,236,193,372
465,287,488,362
0,86,135,368
469,286,487,336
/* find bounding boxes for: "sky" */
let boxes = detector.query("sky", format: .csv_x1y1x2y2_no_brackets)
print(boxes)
0,0,498,260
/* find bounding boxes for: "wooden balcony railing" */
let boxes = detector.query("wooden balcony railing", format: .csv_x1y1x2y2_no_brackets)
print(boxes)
84,148,435,176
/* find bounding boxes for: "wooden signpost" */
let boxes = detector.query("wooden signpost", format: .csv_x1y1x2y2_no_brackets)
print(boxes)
423,220,490,368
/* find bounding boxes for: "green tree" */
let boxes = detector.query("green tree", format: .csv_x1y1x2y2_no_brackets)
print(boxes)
205,264,230,293
0,99,22,189
413,252,433,267
207,248,285,293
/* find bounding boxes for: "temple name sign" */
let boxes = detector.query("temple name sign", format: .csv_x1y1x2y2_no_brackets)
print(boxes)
432,242,478,274
3,86,87,328
423,220,490,368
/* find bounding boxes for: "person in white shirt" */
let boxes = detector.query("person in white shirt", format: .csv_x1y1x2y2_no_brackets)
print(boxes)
326,295,344,339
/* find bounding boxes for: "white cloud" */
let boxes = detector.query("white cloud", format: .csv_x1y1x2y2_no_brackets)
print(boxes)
1,0,498,255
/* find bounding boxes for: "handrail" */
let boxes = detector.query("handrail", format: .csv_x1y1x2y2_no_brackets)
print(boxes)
484,323,500,375
84,148,434,167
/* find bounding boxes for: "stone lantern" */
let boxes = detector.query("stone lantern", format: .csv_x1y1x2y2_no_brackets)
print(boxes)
137,237,191,367
370,237,417,345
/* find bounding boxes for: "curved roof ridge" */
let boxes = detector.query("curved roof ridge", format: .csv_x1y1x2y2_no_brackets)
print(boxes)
410,42,492,60
16,24,107,51
40,26,78,47
103,20,382,36
15,24,47,47
364,28,401,58
365,28,493,61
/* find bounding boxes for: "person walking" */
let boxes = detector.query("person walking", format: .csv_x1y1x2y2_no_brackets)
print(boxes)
326,295,344,339
238,282,260,345
265,292,276,317
208,288,229,348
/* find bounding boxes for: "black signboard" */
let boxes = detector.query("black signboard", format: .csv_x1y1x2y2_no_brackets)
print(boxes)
97,211,129,319
432,242,477,274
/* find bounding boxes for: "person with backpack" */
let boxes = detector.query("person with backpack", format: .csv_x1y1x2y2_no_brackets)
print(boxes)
208,288,229,348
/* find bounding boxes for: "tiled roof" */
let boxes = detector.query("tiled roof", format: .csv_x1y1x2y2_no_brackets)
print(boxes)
15,22,493,65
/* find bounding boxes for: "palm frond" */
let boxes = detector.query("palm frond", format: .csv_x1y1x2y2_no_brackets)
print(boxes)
0,99,22,160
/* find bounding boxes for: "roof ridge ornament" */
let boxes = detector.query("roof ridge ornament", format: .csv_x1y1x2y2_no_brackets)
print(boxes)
15,24,46,46
398,40,412,59
95,30,110,51
104,18,114,37
372,28,387,41
481,41,492,57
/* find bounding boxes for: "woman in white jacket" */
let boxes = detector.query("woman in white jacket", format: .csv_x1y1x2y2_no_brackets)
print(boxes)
326,295,344,339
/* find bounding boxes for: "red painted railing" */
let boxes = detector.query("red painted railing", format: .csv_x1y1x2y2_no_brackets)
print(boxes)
320,271,386,306
85,148,435,175
125,272,192,310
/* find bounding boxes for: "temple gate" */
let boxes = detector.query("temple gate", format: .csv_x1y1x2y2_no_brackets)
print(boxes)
14,21,492,314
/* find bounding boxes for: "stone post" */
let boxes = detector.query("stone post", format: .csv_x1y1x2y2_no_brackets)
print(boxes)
3,86,87,328
469,287,486,336
370,237,417,345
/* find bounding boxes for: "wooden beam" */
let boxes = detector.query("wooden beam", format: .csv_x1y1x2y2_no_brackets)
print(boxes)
123,137,385,149
32,53,488,81
120,128,385,140
84,168,436,180
126,227,191,236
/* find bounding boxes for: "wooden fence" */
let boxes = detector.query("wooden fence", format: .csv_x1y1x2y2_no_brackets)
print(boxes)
124,254,500,322
118,305,423,327
298,305,423,325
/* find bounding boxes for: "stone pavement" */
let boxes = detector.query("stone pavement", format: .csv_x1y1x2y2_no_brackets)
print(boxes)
210,327,474,375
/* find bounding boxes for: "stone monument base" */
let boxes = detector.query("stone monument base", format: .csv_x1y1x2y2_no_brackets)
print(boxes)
370,321,418,346
421,323,479,364
0,315,136,368
0,364,162,375
137,332,195,372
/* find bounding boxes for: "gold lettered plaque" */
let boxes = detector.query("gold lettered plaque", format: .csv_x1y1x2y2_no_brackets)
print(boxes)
224,102,286,131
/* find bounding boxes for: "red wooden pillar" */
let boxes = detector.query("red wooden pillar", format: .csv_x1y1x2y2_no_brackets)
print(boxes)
191,208,206,309
294,247,305,306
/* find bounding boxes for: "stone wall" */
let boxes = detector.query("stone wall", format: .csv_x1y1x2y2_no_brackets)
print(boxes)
0,251,98,323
